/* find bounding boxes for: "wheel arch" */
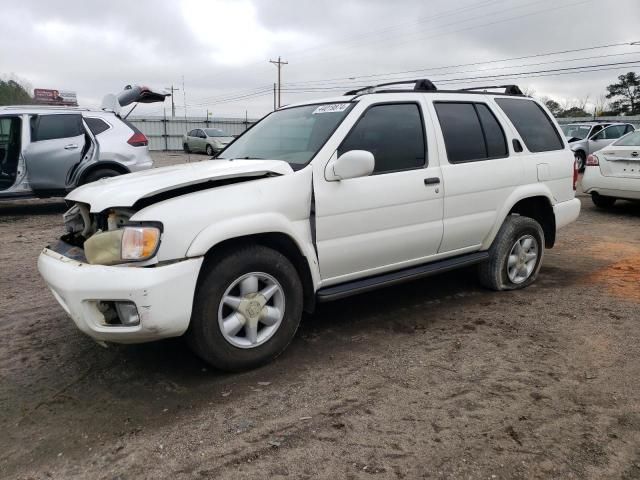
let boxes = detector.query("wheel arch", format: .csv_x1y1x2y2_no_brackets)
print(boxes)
483,188,557,250
193,230,318,314
77,161,130,185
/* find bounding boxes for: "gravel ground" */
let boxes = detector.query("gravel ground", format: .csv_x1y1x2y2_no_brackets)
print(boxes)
1,153,639,479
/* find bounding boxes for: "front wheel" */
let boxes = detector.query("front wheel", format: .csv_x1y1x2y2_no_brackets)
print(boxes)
206,145,214,156
187,245,303,371
478,215,545,291
591,193,616,209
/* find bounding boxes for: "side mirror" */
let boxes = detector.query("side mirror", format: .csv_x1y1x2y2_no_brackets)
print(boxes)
326,150,375,181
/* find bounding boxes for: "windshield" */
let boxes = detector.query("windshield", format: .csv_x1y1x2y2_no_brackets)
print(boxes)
560,124,591,140
218,103,355,166
613,130,640,146
204,128,229,137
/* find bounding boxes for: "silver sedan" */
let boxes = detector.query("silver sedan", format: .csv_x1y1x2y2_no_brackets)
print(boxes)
183,128,234,156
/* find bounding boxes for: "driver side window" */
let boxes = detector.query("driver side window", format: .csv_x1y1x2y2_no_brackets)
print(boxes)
338,103,426,174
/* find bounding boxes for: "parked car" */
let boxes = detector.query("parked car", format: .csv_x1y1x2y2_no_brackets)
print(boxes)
38,79,580,371
560,121,635,171
582,129,640,208
0,85,168,199
183,128,234,156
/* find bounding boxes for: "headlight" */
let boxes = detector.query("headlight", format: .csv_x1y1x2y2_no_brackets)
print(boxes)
84,225,161,265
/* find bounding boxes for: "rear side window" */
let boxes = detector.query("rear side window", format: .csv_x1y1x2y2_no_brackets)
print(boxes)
31,114,84,142
434,102,507,163
117,116,143,135
495,98,563,152
338,103,426,174
84,117,110,136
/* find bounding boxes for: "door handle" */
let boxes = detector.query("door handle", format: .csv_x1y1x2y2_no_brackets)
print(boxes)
424,177,440,185
64,144,79,150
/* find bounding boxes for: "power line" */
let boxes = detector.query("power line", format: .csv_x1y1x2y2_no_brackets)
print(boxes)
285,41,640,87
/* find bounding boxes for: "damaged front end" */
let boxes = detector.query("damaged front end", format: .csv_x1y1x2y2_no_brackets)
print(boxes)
57,202,159,266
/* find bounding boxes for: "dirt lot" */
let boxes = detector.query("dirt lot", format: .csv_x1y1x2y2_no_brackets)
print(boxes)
1,153,639,479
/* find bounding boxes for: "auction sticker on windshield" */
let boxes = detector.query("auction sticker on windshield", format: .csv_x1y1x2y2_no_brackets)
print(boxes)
312,103,351,114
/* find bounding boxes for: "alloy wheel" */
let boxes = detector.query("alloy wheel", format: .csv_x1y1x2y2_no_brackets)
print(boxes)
217,272,285,348
507,234,539,284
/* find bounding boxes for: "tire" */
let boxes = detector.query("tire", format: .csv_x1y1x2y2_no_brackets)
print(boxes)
81,168,120,185
478,215,545,291
591,192,616,209
187,245,303,371
206,145,214,156
183,143,190,153
574,151,586,172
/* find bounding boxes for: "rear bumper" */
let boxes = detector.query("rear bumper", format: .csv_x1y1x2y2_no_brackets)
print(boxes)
582,167,640,200
37,248,203,343
554,197,581,230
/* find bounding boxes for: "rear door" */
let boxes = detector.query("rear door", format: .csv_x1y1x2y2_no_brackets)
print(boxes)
433,98,523,252
24,113,86,191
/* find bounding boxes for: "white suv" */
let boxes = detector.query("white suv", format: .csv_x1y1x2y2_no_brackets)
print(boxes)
38,80,580,371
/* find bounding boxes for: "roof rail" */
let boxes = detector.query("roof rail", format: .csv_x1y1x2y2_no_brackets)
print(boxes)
345,79,437,96
458,85,524,95
343,79,524,97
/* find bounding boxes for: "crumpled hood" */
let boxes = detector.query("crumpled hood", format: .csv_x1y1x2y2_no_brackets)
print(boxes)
67,159,294,212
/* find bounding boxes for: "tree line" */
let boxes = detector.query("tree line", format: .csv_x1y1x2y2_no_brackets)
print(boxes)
541,72,640,118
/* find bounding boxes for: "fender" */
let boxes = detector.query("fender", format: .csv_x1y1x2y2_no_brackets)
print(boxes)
480,183,555,250
186,212,322,288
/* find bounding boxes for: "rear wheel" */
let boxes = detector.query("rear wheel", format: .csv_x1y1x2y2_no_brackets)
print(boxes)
81,168,120,185
574,151,586,172
591,192,616,209
478,215,545,291
183,143,190,153
206,145,214,156
187,245,303,371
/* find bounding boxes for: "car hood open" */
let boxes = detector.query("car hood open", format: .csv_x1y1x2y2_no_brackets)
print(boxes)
67,159,294,212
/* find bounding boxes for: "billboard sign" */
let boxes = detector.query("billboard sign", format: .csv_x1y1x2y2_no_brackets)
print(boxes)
34,88,78,106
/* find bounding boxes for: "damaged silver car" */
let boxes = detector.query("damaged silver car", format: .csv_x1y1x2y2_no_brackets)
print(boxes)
0,85,168,199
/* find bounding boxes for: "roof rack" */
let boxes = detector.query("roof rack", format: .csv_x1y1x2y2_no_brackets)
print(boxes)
459,85,524,95
343,79,524,97
345,79,437,96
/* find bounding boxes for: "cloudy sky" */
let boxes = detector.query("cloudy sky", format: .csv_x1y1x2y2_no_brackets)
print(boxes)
3,0,640,119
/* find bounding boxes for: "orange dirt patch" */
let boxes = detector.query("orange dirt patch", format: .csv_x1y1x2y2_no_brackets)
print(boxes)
588,254,640,304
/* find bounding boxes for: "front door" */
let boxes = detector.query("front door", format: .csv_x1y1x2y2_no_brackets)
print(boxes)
24,113,87,191
589,124,632,153
314,101,444,284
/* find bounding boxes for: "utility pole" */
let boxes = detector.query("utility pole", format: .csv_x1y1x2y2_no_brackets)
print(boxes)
269,56,288,108
273,83,277,111
164,85,179,118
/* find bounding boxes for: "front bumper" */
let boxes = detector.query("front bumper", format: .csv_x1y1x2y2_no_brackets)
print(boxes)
37,248,203,343
553,197,581,230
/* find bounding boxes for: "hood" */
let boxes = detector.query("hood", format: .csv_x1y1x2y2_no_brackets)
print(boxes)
67,159,294,212
211,136,234,145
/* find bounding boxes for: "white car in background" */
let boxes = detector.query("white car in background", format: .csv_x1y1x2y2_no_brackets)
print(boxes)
582,130,640,208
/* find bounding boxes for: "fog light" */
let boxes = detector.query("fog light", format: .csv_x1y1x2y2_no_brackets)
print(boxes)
115,301,140,326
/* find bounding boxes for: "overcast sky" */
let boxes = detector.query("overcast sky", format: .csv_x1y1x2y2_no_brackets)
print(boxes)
3,0,640,119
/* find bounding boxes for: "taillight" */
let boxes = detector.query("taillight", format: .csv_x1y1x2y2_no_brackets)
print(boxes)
127,132,148,147
572,158,578,191
586,154,599,166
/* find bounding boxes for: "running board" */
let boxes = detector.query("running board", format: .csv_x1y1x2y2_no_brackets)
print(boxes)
316,251,489,302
